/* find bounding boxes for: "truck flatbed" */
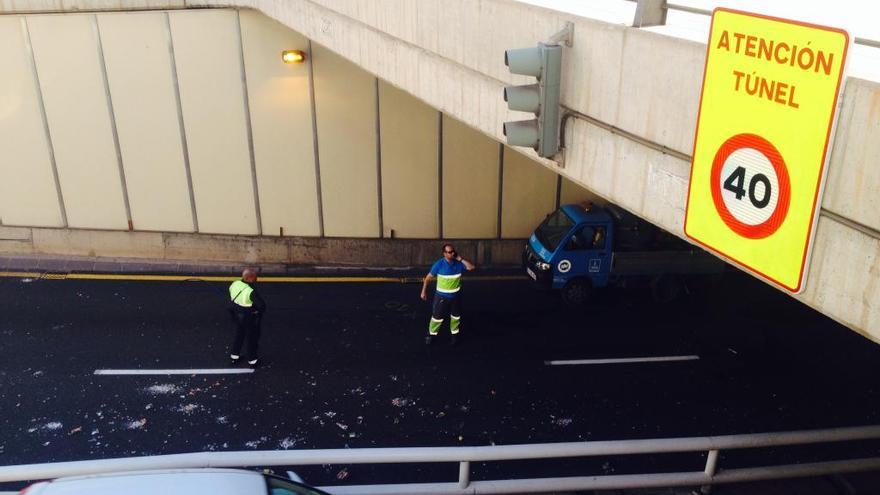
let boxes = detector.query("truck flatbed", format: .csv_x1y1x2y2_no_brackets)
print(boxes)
611,250,725,277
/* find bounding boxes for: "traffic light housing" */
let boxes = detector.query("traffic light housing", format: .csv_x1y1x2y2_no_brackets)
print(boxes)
503,43,562,158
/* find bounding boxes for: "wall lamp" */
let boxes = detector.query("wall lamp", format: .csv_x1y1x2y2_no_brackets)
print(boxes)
281,49,306,64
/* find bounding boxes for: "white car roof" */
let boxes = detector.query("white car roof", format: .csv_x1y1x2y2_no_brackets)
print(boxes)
30,469,267,495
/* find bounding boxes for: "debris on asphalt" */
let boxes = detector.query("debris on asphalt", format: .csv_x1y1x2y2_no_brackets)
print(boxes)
126,418,147,430
552,417,573,427
244,436,268,449
279,437,300,449
145,384,180,395
177,404,200,415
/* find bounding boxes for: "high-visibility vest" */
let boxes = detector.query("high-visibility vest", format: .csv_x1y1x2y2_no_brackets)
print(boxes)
436,272,461,294
229,280,254,307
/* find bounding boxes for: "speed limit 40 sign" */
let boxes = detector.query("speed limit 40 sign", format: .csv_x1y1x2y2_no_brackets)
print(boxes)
684,8,848,293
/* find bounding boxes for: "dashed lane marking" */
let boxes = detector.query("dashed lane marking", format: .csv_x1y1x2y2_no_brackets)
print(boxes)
94,369,254,375
545,355,700,366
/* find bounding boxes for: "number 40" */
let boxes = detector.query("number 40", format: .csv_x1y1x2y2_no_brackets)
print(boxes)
723,166,771,209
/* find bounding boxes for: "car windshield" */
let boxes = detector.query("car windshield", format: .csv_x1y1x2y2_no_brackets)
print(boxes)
534,208,575,253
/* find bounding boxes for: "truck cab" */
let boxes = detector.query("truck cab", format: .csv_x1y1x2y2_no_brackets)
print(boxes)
523,203,614,291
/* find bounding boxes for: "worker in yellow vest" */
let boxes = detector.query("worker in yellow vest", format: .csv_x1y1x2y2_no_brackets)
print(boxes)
228,268,266,367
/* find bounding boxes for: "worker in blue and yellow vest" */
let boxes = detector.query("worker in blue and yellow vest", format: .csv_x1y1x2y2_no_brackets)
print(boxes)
420,244,475,345
228,268,266,367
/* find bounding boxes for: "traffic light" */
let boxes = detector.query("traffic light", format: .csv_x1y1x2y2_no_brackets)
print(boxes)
503,43,562,158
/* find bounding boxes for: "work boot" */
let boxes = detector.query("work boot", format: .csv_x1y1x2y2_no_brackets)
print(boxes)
451,334,460,346
425,335,434,345
248,359,260,369
230,354,240,365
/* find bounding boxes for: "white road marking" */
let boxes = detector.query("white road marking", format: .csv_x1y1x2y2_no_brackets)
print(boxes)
94,369,254,375
545,355,700,366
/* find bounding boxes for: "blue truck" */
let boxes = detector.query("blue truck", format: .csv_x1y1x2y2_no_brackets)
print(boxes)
522,203,724,305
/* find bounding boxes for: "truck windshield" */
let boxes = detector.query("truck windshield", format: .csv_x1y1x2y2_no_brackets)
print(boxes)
535,208,574,253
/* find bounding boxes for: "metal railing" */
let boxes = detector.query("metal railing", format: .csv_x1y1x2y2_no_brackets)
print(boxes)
629,0,880,49
1,425,880,494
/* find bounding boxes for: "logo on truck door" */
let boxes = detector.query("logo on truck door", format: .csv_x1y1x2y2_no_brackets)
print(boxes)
557,260,572,273
589,259,601,273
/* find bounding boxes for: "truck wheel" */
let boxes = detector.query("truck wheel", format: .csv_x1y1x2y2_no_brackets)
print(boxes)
561,279,592,306
651,275,682,303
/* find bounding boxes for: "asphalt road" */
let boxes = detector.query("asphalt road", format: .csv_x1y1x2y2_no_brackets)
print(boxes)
1,268,879,490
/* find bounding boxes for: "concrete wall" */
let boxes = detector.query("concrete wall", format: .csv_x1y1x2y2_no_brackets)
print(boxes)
0,224,526,267
0,7,597,243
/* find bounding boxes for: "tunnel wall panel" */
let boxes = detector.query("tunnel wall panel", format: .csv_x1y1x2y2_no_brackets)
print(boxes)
169,9,257,235
98,11,194,233
560,177,602,208
312,43,380,238
501,147,557,238
442,115,500,239
28,14,128,230
240,9,320,237
379,81,439,239
0,16,63,228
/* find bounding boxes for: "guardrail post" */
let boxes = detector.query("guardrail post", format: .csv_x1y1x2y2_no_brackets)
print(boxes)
704,449,719,476
633,0,667,27
458,461,470,489
700,449,719,494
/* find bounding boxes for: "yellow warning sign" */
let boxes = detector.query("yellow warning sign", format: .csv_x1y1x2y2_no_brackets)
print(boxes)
684,8,848,293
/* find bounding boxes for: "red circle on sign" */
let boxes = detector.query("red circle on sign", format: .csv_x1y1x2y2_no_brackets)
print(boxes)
710,134,791,239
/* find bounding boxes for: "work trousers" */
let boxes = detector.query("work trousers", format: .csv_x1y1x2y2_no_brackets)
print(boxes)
428,293,462,335
231,310,262,360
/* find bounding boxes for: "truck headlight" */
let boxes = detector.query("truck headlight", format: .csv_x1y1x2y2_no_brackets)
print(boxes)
536,261,551,270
